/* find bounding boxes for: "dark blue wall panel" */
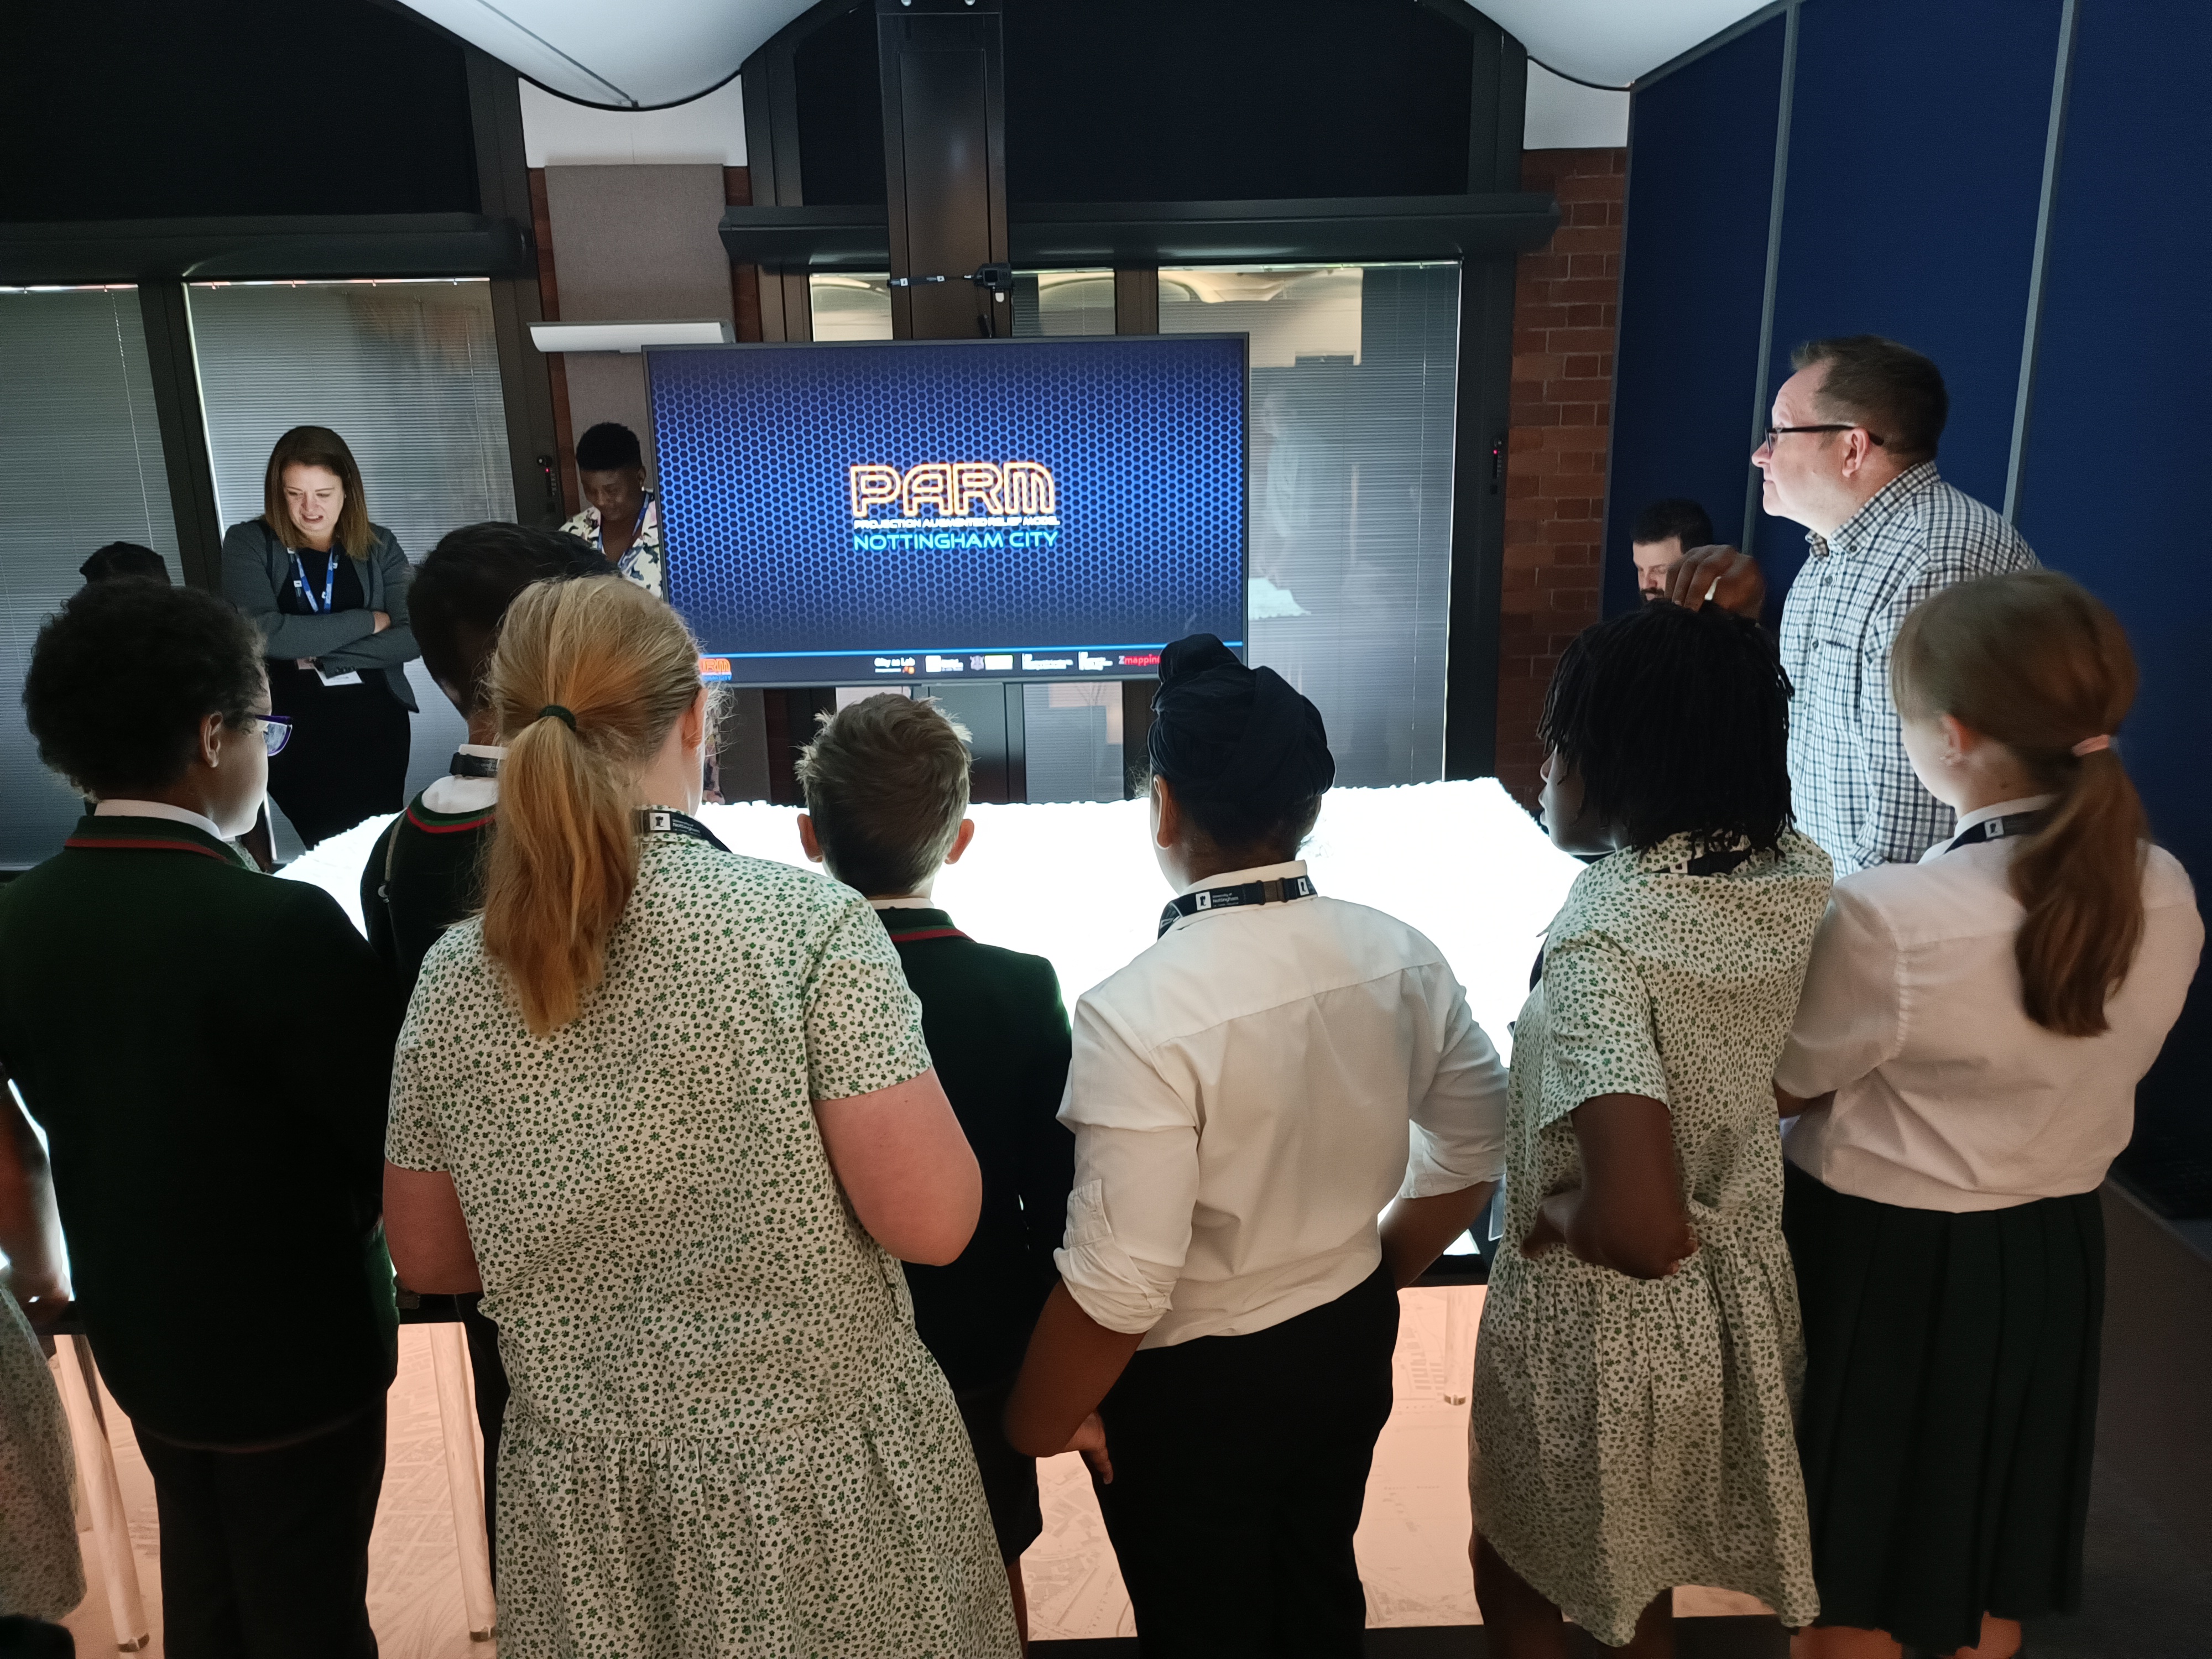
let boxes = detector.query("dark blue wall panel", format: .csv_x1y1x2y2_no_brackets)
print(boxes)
1750,0,2062,602
1600,17,1787,617
2017,2,2212,1215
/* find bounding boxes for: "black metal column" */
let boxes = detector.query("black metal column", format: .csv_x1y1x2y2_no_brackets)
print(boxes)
876,0,1008,341
137,282,223,591
466,46,564,525
1442,257,1516,781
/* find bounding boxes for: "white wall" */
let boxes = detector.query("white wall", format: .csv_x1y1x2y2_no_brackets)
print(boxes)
1524,62,1631,150
519,76,747,168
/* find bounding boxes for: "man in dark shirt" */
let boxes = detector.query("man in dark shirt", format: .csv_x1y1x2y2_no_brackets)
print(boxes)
795,693,1075,1644
356,521,606,1567
0,581,397,1658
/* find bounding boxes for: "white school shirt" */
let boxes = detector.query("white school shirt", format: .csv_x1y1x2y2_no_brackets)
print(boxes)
1053,859,1510,1348
1776,797,2203,1212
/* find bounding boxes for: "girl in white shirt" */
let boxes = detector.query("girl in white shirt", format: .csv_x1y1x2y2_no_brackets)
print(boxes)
1777,572,2201,1659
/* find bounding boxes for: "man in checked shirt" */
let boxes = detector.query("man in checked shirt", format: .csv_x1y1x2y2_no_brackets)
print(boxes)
1669,335,2038,873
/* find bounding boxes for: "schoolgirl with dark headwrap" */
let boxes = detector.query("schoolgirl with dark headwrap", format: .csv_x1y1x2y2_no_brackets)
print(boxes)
1005,635,1511,1658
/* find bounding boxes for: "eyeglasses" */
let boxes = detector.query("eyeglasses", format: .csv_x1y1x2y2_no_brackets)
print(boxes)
241,714,294,757
1762,424,1886,448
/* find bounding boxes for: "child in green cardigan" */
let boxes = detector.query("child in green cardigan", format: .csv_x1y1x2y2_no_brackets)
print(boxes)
0,580,399,1658
360,523,610,999
796,694,1075,1647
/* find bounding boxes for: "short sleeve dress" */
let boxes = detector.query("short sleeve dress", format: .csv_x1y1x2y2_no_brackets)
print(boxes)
1469,831,1832,1645
388,832,1016,1659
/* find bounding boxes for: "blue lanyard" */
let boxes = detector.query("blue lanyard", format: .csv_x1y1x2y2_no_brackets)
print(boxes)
288,549,340,614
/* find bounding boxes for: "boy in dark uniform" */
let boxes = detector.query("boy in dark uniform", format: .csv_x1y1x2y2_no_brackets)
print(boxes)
354,521,605,1567
795,694,1075,1647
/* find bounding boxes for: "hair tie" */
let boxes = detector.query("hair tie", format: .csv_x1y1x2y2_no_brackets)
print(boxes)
538,705,578,732
2071,734,2111,758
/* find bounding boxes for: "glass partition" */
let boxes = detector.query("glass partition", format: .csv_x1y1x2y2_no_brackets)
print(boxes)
1013,270,1115,337
808,274,894,341
1161,263,1460,787
1022,681,1126,803
186,278,514,835
0,286,180,867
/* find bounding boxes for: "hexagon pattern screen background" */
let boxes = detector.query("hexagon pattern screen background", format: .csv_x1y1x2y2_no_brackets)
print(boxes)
648,335,1247,685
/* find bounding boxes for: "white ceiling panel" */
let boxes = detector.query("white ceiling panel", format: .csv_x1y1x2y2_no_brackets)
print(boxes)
1474,0,1776,88
403,0,812,108
409,0,1770,140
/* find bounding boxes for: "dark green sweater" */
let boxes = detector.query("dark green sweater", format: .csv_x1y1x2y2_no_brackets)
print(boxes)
0,815,400,1446
885,907,1074,1392
361,791,497,999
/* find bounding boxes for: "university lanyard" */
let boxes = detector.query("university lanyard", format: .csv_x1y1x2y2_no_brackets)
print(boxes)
288,549,340,614
448,752,502,779
1157,872,1315,938
1942,811,2045,854
636,807,728,851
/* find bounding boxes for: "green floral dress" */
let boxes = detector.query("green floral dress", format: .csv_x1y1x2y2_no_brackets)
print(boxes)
0,1292,81,1621
1469,831,1831,1644
388,834,1016,1659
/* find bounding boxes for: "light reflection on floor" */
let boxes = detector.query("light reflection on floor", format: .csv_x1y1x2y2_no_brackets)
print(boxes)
55,1290,1768,1656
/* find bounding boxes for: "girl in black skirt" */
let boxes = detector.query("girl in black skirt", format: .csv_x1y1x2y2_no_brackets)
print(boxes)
220,425,419,848
1775,572,2203,1659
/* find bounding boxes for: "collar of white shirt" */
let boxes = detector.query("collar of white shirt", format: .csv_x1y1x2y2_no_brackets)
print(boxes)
421,744,506,816
1172,858,1311,901
93,799,226,840
868,895,939,910
1918,794,2059,863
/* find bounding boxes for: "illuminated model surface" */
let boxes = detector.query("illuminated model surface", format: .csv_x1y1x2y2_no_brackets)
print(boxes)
284,779,1582,1056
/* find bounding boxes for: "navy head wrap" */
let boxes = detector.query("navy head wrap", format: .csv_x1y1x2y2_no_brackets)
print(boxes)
1147,634,1334,810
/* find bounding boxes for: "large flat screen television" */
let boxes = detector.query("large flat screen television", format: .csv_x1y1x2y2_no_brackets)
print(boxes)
645,334,1247,686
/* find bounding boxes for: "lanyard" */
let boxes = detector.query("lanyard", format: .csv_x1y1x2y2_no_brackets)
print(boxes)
1158,872,1315,938
1942,811,2045,854
288,549,340,614
448,752,501,779
635,807,727,851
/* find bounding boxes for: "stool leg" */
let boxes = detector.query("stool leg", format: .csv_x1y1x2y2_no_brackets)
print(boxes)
54,1338,149,1652
1442,1286,1479,1406
426,1322,498,1642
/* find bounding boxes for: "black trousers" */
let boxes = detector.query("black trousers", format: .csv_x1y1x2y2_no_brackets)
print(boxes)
1093,1266,1399,1659
136,1402,386,1659
265,677,410,849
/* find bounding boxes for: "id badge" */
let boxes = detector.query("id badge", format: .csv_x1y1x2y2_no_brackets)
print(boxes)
316,668,364,687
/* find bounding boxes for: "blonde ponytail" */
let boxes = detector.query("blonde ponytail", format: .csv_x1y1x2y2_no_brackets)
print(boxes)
480,578,703,1034
1892,572,2148,1037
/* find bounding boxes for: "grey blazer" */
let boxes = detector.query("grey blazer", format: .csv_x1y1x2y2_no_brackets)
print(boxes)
221,519,420,711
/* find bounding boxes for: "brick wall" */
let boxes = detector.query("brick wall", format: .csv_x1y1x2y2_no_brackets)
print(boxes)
1496,149,1627,805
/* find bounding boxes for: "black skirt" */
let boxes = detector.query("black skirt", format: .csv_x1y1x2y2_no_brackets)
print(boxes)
1783,1160,2103,1652
267,663,410,849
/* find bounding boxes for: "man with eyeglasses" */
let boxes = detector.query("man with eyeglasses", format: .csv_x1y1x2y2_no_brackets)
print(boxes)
1667,335,2037,872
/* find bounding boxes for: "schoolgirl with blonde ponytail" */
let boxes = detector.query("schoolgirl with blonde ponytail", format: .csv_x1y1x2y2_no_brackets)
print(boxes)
382,575,1006,1657
1773,571,2202,1659
479,575,706,1034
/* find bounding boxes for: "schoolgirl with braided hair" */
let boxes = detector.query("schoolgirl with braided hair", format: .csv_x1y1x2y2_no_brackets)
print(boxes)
1470,601,1829,1655
1778,572,2201,1659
